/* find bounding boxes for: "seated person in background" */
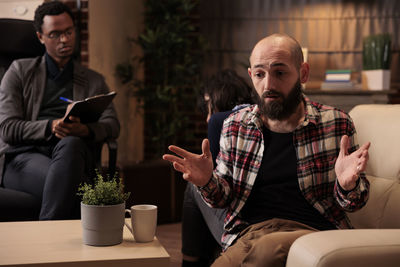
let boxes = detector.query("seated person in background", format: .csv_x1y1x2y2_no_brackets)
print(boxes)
182,69,258,267
164,33,370,267
0,1,119,220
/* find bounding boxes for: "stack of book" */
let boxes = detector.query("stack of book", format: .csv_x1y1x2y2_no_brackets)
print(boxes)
321,69,356,90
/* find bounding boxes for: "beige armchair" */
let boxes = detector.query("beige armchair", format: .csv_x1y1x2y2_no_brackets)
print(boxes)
287,104,400,267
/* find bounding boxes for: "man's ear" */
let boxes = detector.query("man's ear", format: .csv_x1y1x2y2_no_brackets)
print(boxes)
300,62,309,83
36,31,45,44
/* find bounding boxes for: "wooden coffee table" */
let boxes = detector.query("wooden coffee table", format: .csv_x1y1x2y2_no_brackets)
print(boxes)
0,220,170,266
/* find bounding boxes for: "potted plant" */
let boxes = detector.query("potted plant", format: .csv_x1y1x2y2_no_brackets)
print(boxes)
116,0,206,159
115,0,207,223
77,172,130,246
362,33,392,90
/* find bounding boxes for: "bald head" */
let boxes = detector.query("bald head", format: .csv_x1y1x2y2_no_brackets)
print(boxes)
249,34,304,69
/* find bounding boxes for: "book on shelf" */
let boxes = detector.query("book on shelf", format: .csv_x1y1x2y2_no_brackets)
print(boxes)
325,69,355,82
62,91,116,123
320,81,358,90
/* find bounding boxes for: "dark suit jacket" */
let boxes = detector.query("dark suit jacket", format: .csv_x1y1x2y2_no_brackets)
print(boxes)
0,55,120,180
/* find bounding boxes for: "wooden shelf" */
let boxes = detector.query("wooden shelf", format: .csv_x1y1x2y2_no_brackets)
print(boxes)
303,88,397,112
305,89,398,96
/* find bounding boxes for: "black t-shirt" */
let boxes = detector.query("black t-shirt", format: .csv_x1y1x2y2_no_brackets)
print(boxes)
240,126,336,230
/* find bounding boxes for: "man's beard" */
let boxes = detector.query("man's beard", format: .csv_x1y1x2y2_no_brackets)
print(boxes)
258,79,303,120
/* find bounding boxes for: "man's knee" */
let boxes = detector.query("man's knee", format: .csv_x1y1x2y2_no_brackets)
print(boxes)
241,236,286,267
54,136,90,155
211,238,251,267
52,137,94,174
57,136,85,148
242,229,314,267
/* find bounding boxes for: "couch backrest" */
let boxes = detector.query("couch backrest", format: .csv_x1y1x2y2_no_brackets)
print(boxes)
349,104,400,180
347,104,400,229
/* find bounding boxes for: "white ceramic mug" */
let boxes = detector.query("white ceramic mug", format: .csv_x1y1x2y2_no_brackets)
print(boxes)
125,204,157,242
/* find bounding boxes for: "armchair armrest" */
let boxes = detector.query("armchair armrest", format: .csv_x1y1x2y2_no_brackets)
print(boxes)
94,138,118,177
105,138,117,177
286,229,400,267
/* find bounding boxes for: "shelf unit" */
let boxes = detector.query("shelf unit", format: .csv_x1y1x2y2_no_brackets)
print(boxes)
305,89,398,113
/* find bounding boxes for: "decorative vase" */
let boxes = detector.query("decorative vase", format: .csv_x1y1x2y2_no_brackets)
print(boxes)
81,202,125,246
361,69,391,90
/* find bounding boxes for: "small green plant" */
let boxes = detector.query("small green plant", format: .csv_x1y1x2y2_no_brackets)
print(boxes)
77,171,130,206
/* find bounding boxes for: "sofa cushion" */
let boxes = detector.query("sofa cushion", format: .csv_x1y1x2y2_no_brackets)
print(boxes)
347,175,400,228
287,229,400,267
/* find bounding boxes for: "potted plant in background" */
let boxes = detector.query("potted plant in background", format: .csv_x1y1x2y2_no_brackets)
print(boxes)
115,0,207,223
78,172,130,246
362,33,392,90
116,0,206,159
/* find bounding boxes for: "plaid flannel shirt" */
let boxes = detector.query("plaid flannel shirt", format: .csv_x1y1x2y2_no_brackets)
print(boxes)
198,97,369,250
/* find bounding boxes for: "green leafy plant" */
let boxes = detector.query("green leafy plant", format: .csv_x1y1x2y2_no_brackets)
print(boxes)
363,33,391,70
116,0,206,158
77,172,130,206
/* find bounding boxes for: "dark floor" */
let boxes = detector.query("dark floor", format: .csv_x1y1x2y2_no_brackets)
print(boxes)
157,222,182,267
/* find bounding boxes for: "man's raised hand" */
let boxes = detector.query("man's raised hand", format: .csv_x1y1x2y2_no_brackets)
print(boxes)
162,139,213,187
335,135,370,191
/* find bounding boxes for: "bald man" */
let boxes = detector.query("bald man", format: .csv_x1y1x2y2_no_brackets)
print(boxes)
163,34,370,267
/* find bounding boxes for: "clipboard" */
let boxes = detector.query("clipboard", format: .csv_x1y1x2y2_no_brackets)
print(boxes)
63,91,116,123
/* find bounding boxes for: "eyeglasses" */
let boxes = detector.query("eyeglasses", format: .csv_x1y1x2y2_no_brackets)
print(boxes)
42,27,75,40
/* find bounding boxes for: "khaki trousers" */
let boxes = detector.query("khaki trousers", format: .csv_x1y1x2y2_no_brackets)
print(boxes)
212,218,317,267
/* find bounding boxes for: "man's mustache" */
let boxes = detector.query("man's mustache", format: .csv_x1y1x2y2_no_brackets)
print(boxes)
261,90,283,98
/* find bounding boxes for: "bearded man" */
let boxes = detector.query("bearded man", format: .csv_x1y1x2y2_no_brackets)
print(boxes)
163,33,370,267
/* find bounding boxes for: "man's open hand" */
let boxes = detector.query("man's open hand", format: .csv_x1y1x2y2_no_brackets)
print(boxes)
52,116,90,139
162,139,213,187
335,135,370,191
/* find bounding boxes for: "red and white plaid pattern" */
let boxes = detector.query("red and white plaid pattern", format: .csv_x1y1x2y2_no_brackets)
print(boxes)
199,97,369,250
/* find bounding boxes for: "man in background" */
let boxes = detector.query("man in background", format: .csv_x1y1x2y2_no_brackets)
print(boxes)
0,1,119,220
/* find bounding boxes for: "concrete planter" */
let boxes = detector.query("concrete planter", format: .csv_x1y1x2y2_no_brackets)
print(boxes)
362,69,391,90
81,202,125,246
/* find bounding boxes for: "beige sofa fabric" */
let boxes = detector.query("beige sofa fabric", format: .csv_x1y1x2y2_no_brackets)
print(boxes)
348,175,400,229
287,104,400,267
349,104,400,181
348,105,400,229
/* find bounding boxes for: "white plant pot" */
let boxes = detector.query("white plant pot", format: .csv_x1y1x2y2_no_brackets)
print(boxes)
362,69,391,90
81,202,125,246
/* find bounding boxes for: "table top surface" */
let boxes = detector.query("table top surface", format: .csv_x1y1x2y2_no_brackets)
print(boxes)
0,219,170,266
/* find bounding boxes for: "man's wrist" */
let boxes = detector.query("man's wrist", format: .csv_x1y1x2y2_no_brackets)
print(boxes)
198,176,213,189
197,175,218,194
338,177,360,194
46,120,53,136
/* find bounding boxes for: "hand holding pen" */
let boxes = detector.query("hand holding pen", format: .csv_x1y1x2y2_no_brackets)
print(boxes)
52,116,90,138
54,97,89,138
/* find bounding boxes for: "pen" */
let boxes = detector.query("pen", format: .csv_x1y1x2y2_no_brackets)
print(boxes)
59,97,74,103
